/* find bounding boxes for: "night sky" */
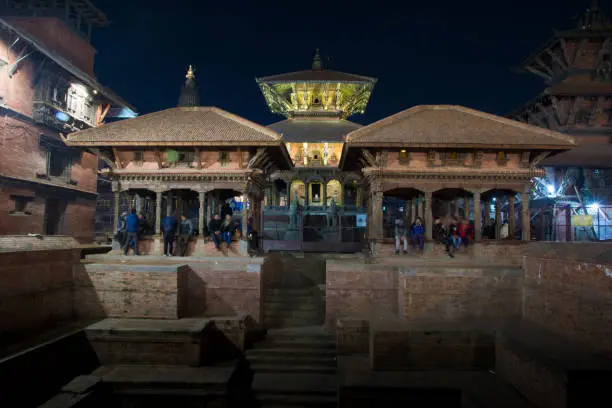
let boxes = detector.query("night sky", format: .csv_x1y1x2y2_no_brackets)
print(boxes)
92,0,595,125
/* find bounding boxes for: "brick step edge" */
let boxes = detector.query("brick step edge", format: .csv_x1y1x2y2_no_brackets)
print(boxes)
247,348,336,357
247,356,337,366
250,364,336,374
259,340,336,348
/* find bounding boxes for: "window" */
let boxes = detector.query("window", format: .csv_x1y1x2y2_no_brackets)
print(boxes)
9,196,31,215
179,150,194,164
448,152,457,160
46,149,71,178
219,151,230,166
398,149,411,164
496,151,508,166
134,151,144,165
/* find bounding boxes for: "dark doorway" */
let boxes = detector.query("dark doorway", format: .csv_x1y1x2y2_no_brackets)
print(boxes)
45,198,66,235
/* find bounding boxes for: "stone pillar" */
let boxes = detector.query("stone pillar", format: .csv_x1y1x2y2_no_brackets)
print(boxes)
521,192,530,241
453,200,460,218
424,191,433,240
113,189,120,234
198,191,205,236
242,195,249,238
508,194,516,240
484,199,490,224
410,199,416,223
463,197,470,219
417,195,424,219
473,191,481,241
445,201,452,217
495,198,502,240
370,190,384,244
155,191,162,235
322,182,328,207
206,193,212,224
166,192,173,216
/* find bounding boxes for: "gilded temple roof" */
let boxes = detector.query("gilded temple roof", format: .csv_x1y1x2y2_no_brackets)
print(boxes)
64,107,283,146
267,118,361,143
257,69,376,84
345,105,577,149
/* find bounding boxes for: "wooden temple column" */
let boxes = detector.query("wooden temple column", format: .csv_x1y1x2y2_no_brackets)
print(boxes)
368,179,384,252
424,191,433,240
206,193,212,224
454,200,460,218
410,199,416,223
484,199,490,224
473,191,482,241
508,195,516,240
166,192,173,216
521,191,530,241
198,191,205,236
242,195,249,239
155,190,163,235
112,183,120,234
417,195,424,219
322,182,328,207
495,198,502,240
463,197,469,219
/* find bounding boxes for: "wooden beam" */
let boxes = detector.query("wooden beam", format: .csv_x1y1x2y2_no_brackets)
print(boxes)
96,104,111,127
573,38,588,64
237,147,243,169
247,148,266,168
532,151,552,167
194,147,201,169
112,147,123,169
525,65,552,81
559,38,572,67
361,149,377,167
550,96,567,127
590,96,604,126
534,56,554,77
536,101,560,129
88,147,116,169
546,48,567,70
567,97,581,126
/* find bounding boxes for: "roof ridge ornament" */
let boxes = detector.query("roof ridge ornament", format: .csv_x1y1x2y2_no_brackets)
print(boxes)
578,0,612,31
186,65,195,79
312,49,323,70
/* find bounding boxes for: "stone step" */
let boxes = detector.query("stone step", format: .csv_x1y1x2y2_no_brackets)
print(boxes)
264,302,320,311
248,355,336,367
252,372,337,396
251,364,336,374
264,319,324,329
247,348,336,359
264,310,322,320
265,295,319,303
267,288,316,296
267,327,333,341
257,338,335,350
255,393,336,407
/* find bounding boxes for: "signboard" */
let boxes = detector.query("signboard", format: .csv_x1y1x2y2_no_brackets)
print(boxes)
356,214,367,228
571,214,593,227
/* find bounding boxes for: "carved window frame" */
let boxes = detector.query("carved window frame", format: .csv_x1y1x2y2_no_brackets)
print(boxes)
473,150,483,168
442,151,460,166
426,150,436,167
133,150,144,166
9,195,33,216
398,149,411,165
519,151,530,168
496,151,509,166
219,151,230,167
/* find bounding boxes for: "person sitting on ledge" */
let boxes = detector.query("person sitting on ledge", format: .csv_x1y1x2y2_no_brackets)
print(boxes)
221,214,236,248
208,214,223,250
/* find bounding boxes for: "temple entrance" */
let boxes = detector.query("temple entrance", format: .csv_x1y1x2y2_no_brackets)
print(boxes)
44,197,66,235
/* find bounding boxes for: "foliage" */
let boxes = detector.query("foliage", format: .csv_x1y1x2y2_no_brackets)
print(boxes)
165,149,179,164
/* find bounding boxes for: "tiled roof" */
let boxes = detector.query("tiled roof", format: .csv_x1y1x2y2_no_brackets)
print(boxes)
0,18,135,112
345,105,577,149
65,107,283,146
541,143,612,168
267,118,361,142
257,69,376,84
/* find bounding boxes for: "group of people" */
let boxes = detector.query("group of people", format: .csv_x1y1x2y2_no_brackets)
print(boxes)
116,209,146,256
160,212,194,257
394,215,474,258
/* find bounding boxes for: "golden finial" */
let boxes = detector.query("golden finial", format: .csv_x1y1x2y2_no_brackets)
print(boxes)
186,65,195,79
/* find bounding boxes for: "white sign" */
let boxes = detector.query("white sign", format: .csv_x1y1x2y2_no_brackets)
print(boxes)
356,214,367,228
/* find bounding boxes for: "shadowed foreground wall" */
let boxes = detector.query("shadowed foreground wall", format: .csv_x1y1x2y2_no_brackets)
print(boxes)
0,236,81,341
522,242,612,354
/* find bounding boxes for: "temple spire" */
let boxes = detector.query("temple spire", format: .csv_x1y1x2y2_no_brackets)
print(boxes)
578,0,612,31
177,65,200,107
312,48,323,71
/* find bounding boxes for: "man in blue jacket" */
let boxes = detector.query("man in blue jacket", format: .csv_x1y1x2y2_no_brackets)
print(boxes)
161,213,178,256
124,208,140,256
178,214,194,257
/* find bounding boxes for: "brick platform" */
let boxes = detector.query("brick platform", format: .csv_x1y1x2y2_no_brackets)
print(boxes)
369,320,495,371
85,318,215,366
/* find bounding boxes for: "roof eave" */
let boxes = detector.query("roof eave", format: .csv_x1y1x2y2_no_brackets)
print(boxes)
63,140,285,147
344,142,576,150
0,18,136,112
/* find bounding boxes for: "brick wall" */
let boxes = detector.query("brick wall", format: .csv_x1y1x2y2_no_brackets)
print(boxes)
522,242,612,354
63,197,96,243
73,263,184,319
0,237,81,339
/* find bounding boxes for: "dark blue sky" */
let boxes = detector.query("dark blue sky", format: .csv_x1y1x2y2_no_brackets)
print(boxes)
92,0,596,125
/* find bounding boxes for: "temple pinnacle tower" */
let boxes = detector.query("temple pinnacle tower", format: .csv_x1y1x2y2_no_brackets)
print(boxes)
177,65,200,107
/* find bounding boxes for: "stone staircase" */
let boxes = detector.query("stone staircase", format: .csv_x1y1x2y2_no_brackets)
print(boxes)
264,288,324,328
248,326,337,407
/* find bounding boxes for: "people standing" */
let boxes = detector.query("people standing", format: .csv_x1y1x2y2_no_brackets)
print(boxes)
124,208,140,256
221,214,235,248
411,217,425,254
178,214,194,257
161,213,178,256
208,214,223,250
394,216,408,255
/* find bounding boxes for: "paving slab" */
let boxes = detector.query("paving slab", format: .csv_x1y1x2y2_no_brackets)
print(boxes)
252,372,337,394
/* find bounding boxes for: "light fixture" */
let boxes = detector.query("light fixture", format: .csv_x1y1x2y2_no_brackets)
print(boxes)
546,184,556,196
588,202,600,211
55,111,70,122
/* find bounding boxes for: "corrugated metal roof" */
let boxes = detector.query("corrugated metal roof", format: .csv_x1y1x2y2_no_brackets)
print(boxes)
267,118,361,142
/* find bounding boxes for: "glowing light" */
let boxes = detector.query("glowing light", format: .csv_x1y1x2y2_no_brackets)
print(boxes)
588,202,600,211
70,83,89,97
492,197,496,202
54,111,70,122
546,184,556,195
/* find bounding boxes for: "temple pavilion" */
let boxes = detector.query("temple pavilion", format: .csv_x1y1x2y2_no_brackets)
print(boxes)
62,66,292,255
63,57,577,256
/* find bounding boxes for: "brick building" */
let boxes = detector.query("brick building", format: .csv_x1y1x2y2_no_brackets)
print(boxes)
0,1,135,243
